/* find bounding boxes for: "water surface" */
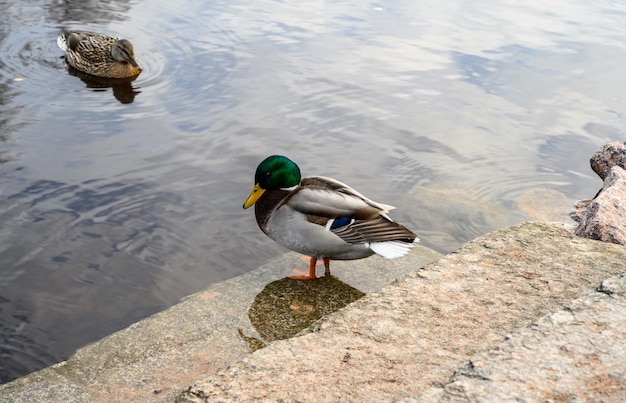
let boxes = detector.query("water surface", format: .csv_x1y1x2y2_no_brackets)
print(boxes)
1,0,625,382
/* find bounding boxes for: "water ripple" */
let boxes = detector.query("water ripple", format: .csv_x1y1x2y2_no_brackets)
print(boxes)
1,0,626,385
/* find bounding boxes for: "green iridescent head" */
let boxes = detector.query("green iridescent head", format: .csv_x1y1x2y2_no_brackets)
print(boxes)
243,155,301,209
254,155,301,189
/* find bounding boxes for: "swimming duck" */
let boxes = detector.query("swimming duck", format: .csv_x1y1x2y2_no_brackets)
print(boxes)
57,31,142,78
243,155,418,280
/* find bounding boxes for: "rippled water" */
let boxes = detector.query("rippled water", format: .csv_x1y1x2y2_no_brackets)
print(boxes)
1,0,625,383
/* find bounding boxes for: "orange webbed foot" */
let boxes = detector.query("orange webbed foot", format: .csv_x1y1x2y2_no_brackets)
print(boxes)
287,257,331,280
287,271,318,280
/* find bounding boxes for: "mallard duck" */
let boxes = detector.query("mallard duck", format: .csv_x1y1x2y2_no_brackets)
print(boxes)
57,32,142,78
243,155,418,280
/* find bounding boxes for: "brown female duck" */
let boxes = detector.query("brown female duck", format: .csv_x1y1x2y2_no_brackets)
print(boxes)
57,31,142,79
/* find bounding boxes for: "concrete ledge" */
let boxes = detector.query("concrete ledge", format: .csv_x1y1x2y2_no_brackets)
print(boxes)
413,272,626,402
2,222,625,402
0,242,440,402
175,222,626,402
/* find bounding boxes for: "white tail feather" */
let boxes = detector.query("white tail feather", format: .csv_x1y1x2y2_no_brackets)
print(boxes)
57,35,68,51
369,240,414,259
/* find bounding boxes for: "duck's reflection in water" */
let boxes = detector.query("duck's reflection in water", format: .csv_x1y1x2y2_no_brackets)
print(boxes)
66,65,141,104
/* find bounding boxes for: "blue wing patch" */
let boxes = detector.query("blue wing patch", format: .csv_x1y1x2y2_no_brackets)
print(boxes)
330,216,354,230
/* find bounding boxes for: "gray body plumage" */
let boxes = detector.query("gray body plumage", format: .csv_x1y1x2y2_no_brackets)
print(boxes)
255,176,417,261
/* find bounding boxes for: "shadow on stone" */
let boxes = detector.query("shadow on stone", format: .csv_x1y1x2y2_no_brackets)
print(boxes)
242,276,365,350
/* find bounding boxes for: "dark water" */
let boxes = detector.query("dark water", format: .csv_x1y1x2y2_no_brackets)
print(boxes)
1,0,624,383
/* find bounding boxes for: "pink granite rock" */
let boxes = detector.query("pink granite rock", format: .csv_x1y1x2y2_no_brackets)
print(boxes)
590,141,626,180
573,166,626,246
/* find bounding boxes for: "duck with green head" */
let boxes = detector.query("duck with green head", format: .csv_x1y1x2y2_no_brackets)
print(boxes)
243,155,418,280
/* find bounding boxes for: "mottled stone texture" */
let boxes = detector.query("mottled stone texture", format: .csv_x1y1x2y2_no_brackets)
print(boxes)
177,223,626,403
572,141,626,245
413,273,626,402
2,223,625,403
590,141,626,180
0,248,440,403
573,166,626,246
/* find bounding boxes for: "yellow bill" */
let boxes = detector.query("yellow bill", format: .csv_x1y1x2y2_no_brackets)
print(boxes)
243,183,266,209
